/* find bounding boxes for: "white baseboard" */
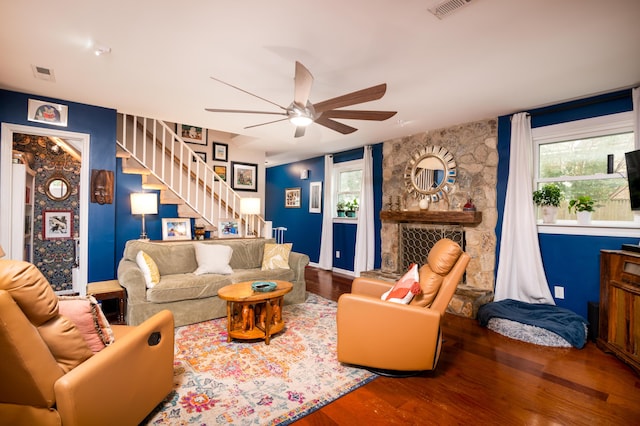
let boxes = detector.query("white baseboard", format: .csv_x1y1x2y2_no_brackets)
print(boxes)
307,262,355,277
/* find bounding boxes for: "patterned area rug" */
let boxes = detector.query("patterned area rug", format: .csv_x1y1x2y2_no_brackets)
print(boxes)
143,293,376,425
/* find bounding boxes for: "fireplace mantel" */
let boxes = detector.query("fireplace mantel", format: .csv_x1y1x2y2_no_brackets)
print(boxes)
380,210,482,225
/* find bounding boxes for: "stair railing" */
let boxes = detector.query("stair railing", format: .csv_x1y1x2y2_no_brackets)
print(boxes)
116,114,265,237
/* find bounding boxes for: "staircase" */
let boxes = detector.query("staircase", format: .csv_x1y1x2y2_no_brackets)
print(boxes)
116,114,265,237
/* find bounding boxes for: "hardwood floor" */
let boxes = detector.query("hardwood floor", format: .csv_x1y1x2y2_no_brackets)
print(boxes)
298,267,640,425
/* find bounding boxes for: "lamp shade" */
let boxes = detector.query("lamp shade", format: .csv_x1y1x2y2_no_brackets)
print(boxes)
130,193,158,215
0,244,5,258
240,197,261,215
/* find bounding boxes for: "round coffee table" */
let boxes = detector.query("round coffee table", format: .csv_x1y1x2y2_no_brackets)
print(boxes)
218,280,293,345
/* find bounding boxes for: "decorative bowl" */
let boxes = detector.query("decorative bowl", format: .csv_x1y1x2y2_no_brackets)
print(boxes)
251,281,277,292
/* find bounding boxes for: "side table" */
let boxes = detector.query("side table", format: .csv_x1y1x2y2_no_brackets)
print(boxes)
87,280,127,325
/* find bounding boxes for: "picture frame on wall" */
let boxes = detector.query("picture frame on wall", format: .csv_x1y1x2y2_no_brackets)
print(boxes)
28,99,68,127
285,187,301,208
231,161,258,192
193,151,206,163
177,123,207,145
218,219,241,238
43,210,73,240
309,181,322,213
214,165,227,182
213,142,228,161
161,218,192,241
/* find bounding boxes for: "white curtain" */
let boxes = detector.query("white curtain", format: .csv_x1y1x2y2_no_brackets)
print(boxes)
318,154,334,269
495,113,555,304
354,146,374,276
633,87,640,150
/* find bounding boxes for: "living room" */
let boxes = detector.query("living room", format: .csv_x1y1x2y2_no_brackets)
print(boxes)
1,1,640,424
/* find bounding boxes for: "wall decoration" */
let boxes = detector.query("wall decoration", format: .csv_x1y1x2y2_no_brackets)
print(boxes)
28,99,68,127
177,123,207,145
43,210,73,240
231,161,258,192
90,169,114,204
218,219,241,238
214,165,227,182
309,181,322,213
285,187,301,208
213,142,228,161
193,151,207,163
161,218,192,241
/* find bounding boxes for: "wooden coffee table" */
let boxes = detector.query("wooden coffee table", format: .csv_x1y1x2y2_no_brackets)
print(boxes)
218,280,293,345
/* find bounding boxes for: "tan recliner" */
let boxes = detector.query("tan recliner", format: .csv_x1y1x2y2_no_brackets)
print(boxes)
0,259,175,426
337,238,470,373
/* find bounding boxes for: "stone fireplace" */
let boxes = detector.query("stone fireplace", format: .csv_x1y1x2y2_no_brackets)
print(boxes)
399,223,464,272
370,118,498,317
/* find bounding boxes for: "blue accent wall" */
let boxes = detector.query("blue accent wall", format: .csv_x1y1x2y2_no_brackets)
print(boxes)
496,89,635,318
266,144,383,271
1,89,117,282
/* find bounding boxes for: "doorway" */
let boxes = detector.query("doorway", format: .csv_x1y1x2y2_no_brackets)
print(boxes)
1,122,89,295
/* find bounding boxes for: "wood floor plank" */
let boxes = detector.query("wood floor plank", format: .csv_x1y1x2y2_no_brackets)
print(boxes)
298,266,640,425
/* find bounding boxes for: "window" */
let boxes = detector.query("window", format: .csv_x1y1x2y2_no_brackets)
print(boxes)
333,159,362,218
533,111,634,224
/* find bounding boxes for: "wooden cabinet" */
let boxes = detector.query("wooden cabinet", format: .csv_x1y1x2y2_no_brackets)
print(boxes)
11,163,35,262
598,250,640,375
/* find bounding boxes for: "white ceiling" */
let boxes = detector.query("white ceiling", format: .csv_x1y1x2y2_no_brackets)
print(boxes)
1,1,639,167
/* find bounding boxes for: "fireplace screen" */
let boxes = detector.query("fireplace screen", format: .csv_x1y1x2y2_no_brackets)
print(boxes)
399,224,464,271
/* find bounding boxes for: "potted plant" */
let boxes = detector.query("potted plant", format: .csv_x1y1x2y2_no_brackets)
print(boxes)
532,183,563,224
336,200,347,217
568,195,595,225
345,199,359,217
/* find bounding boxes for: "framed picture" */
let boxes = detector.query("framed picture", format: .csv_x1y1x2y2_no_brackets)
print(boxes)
218,219,241,238
231,161,258,192
214,165,227,182
285,187,301,208
309,181,322,213
193,151,206,163
213,142,228,161
161,218,192,241
43,210,73,240
177,123,207,145
28,99,68,127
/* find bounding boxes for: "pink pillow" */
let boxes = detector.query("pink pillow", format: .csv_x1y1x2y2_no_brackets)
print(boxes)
381,264,421,304
58,295,115,353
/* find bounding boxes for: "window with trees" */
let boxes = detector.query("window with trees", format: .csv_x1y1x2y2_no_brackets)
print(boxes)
333,159,362,218
533,111,634,223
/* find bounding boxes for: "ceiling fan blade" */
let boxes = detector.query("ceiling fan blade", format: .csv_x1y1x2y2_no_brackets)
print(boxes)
205,108,286,116
313,83,388,113
244,117,290,129
321,110,397,121
209,76,287,111
294,126,306,138
294,61,314,107
314,115,358,135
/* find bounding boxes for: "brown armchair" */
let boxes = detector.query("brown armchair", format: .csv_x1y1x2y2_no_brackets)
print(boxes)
0,259,175,426
337,238,470,374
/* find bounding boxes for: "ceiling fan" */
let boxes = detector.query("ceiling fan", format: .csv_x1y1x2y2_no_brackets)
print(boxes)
205,61,397,138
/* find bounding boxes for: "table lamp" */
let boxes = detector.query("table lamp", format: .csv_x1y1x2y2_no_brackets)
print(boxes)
240,197,261,237
130,192,158,240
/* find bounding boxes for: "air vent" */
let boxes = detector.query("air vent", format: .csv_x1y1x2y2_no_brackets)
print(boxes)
429,0,473,19
31,64,56,82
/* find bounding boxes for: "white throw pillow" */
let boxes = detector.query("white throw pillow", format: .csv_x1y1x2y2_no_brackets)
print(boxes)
136,250,160,288
193,243,234,275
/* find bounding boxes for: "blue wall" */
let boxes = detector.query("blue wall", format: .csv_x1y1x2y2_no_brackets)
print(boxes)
0,89,117,282
265,144,383,271
496,89,636,318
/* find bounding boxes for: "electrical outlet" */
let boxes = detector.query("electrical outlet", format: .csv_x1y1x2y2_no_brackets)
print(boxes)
554,286,565,299
335,251,340,259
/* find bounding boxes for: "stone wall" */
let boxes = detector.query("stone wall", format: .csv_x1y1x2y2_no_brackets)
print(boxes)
381,118,498,299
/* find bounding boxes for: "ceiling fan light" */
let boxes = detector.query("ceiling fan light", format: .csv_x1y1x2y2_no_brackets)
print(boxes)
289,115,313,126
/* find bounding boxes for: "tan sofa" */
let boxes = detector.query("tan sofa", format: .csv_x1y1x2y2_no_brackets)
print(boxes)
118,238,310,327
0,259,174,426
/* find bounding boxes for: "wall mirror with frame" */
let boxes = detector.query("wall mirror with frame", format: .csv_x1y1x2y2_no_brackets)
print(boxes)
45,173,71,201
404,145,457,202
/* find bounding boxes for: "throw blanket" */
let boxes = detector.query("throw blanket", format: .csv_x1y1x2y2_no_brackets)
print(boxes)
477,299,588,348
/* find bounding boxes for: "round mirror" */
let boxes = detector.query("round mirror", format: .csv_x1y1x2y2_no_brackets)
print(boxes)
404,146,457,202
45,174,71,201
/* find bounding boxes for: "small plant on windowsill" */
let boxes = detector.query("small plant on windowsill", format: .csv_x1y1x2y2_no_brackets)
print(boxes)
345,199,359,218
532,183,563,224
568,195,595,225
336,200,347,217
